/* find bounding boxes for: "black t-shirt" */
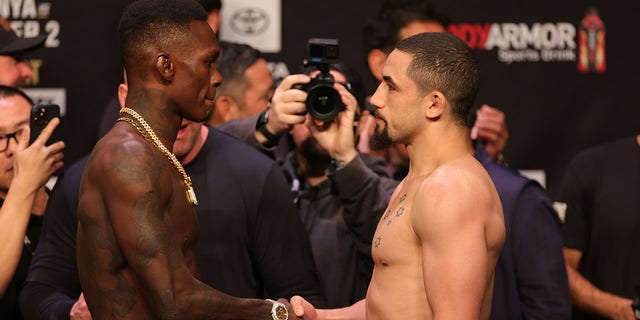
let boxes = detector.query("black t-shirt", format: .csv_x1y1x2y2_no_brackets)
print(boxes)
560,136,640,319
0,198,43,320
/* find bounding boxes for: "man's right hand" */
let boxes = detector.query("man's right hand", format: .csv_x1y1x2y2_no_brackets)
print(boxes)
290,295,317,319
264,74,311,136
70,293,92,320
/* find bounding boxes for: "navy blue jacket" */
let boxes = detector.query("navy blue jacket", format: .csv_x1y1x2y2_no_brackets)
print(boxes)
475,145,571,320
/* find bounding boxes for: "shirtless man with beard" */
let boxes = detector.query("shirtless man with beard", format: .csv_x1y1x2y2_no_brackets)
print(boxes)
291,32,505,320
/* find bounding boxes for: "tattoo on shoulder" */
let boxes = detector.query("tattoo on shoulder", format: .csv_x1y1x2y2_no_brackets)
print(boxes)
107,146,164,185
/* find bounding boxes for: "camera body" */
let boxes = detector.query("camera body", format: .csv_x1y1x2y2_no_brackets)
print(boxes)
29,103,60,145
293,38,344,122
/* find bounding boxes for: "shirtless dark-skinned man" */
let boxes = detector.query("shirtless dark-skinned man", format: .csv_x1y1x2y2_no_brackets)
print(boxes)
77,0,299,319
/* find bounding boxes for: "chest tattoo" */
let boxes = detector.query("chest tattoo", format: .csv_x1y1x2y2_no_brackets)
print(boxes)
376,194,409,249
374,236,382,248
395,206,405,218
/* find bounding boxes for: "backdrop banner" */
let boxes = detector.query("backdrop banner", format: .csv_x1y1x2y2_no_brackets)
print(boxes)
7,0,637,198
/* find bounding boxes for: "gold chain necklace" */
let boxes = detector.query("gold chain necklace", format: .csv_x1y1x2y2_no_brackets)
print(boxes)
117,107,198,206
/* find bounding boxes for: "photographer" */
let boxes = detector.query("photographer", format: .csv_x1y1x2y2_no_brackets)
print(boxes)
0,86,64,318
279,70,398,308
219,49,399,307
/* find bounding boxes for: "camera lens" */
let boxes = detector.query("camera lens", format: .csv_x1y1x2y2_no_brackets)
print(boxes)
35,107,48,125
306,84,343,122
325,45,338,59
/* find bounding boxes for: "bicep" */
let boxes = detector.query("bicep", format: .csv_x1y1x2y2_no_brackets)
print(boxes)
413,185,488,318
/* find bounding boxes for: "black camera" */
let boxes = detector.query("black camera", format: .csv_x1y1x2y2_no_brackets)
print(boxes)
293,38,345,122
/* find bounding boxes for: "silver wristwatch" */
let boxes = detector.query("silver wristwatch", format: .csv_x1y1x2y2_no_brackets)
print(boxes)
266,299,288,320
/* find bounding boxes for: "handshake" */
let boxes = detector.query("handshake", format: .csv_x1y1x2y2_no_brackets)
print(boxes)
270,296,320,320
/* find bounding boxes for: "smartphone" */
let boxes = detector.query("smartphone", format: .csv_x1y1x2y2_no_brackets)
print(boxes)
29,104,60,145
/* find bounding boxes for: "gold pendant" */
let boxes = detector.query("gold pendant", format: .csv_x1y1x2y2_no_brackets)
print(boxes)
186,186,198,206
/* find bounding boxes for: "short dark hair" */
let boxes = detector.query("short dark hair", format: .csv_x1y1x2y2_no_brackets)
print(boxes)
195,0,221,12
396,32,478,127
215,41,263,99
363,0,451,53
0,85,34,105
118,0,208,73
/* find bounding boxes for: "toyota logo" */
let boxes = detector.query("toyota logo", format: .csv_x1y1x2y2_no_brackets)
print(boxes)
230,7,270,35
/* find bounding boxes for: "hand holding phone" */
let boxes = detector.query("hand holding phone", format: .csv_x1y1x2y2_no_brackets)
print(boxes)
29,104,60,145
13,105,65,192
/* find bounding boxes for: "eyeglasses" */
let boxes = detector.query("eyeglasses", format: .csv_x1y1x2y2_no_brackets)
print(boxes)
0,129,24,152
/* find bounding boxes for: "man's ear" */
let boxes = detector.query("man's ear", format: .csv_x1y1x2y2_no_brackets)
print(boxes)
210,95,239,125
155,53,174,81
424,91,447,120
117,83,128,106
367,49,387,82
207,10,220,33
214,95,232,114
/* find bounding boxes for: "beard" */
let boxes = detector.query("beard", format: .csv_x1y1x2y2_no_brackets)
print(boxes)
370,121,393,150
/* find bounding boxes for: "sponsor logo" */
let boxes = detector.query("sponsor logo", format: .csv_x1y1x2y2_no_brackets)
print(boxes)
1,0,60,49
448,22,577,63
230,7,270,36
1,0,61,87
448,8,607,72
577,8,606,73
23,88,67,116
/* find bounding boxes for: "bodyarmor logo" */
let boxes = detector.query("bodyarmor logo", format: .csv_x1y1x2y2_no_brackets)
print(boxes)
230,7,270,36
448,22,577,64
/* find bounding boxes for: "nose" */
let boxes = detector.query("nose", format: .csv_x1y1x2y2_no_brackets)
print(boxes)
211,67,223,88
369,82,385,111
4,136,19,157
17,61,34,81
